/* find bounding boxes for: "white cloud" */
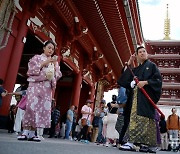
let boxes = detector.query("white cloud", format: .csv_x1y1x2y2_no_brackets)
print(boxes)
139,0,180,40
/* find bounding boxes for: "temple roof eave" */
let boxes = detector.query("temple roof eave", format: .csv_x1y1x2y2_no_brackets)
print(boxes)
162,82,180,89
71,0,144,80
159,68,180,73
146,40,180,44
148,54,180,59
158,98,180,106
43,0,144,88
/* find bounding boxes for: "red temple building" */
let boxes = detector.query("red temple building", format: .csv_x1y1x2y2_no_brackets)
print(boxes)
0,0,143,127
0,0,178,127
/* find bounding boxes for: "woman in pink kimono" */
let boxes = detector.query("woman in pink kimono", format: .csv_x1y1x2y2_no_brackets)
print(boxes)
18,40,62,142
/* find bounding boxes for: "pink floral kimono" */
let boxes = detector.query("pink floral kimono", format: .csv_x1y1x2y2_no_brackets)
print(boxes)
23,54,62,128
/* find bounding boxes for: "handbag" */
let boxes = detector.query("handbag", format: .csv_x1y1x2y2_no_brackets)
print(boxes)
81,118,88,126
17,95,27,110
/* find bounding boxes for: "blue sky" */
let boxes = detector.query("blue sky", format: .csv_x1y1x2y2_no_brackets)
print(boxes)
138,0,180,40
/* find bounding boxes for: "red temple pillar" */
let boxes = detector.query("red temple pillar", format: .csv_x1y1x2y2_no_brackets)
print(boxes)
71,72,82,109
0,10,30,116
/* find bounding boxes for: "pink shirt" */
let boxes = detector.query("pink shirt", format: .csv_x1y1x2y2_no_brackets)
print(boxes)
81,105,92,121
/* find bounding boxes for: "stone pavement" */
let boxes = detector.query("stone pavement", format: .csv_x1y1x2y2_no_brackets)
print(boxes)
0,129,177,154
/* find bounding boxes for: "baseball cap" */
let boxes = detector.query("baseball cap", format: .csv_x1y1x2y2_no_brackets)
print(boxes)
100,99,106,104
86,99,93,103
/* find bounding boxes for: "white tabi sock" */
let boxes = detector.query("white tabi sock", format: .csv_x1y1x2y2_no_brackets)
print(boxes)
37,128,44,140
22,130,29,137
37,128,44,136
28,131,35,138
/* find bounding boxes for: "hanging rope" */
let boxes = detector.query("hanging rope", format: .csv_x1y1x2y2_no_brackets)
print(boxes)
0,0,17,50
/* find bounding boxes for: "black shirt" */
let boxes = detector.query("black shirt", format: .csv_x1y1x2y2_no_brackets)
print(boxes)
107,101,118,114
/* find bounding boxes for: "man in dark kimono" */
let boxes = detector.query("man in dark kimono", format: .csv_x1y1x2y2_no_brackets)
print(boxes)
118,46,162,152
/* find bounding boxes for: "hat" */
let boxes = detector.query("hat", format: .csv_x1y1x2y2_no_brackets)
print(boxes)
86,99,93,103
100,99,106,104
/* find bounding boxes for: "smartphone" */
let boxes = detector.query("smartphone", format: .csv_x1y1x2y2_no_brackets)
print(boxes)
52,55,58,60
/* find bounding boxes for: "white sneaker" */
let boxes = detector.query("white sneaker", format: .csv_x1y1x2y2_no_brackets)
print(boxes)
119,142,136,151
69,136,73,140
38,135,44,140
28,136,41,142
73,137,77,141
17,134,28,140
112,142,117,147
105,142,109,147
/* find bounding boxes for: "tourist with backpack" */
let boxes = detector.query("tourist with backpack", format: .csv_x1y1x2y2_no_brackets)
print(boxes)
166,108,180,151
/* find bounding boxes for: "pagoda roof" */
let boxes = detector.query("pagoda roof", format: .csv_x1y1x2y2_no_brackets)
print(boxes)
159,68,180,73
162,82,180,89
148,54,180,59
158,98,180,106
146,40,180,44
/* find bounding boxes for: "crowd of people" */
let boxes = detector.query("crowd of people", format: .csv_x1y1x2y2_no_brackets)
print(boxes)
1,44,180,153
